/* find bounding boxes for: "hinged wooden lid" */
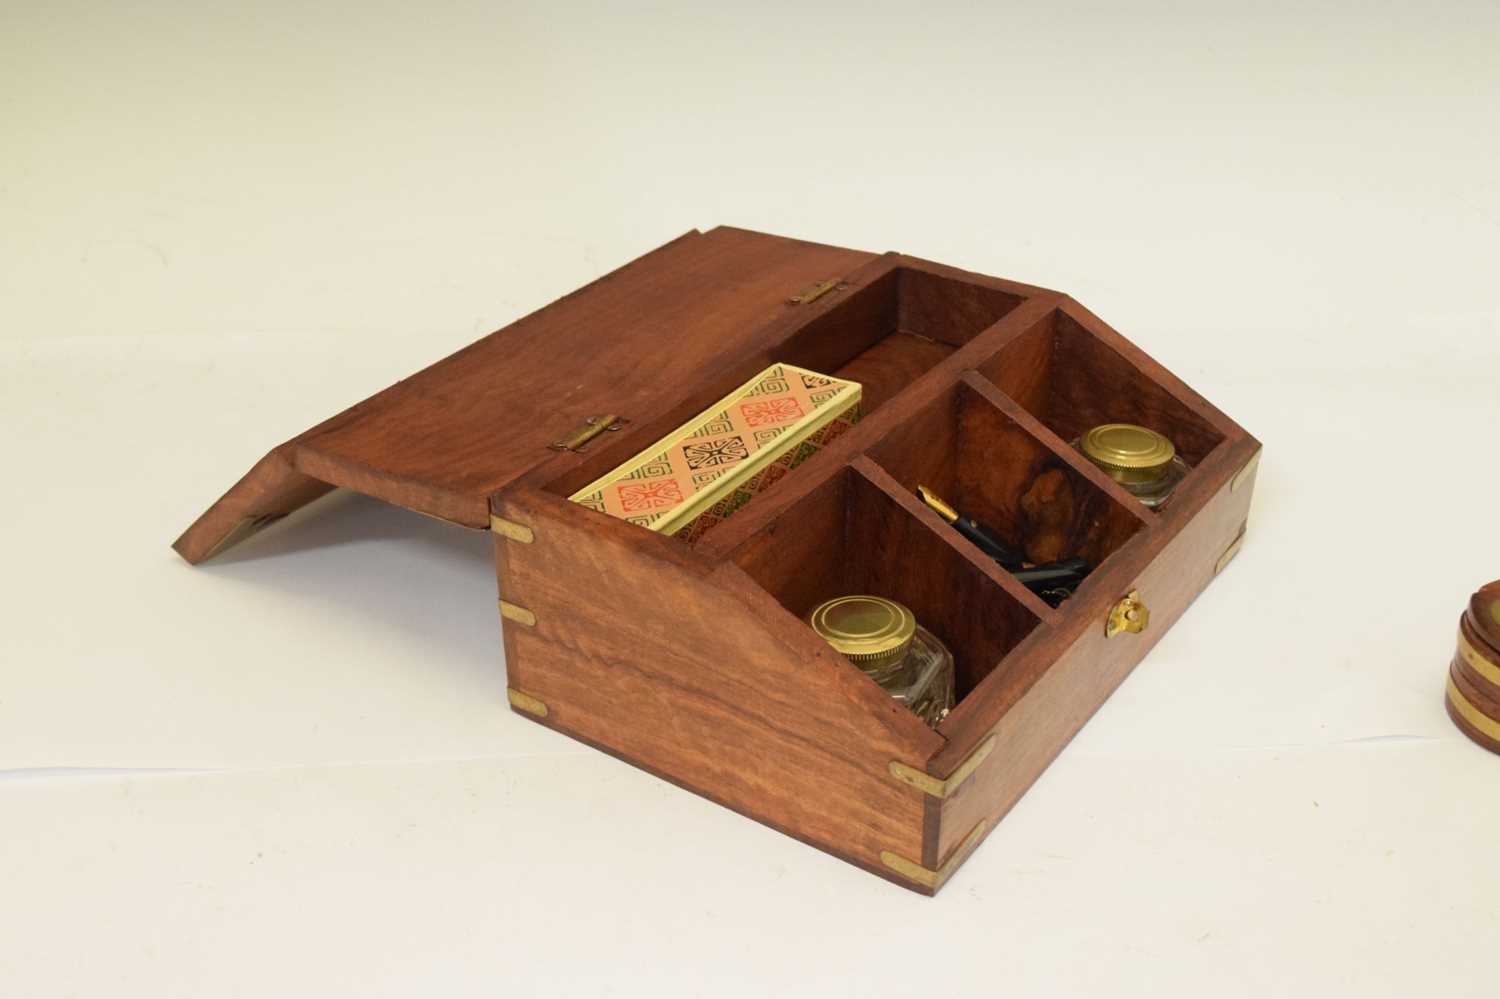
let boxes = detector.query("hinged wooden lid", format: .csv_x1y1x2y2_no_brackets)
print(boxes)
174,227,876,562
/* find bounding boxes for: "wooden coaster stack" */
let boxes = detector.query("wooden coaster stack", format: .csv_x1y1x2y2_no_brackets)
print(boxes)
1447,580,1500,754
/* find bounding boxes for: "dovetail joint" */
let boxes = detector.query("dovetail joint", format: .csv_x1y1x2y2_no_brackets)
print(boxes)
507,688,548,717
499,600,537,627
490,515,535,544
888,734,996,798
880,819,989,891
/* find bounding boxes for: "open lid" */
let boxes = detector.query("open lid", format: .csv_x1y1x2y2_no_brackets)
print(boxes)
173,227,876,563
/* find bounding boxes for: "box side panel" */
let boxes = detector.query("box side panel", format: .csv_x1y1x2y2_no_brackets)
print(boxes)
934,455,1259,859
492,488,942,884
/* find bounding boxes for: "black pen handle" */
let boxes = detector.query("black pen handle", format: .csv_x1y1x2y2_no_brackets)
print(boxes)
952,516,1026,570
1013,557,1091,588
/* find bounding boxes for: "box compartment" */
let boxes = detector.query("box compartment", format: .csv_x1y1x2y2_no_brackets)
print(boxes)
978,309,1226,473
782,267,1023,412
866,378,1144,583
728,463,1041,704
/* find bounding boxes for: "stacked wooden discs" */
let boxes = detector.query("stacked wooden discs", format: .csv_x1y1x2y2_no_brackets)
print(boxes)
1447,580,1500,754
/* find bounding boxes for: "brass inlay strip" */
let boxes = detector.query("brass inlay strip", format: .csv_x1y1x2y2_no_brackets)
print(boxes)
1232,450,1262,492
507,688,548,717
1215,528,1247,575
881,819,989,891
1458,630,1500,689
788,278,842,304
499,600,537,627
489,515,535,544
1447,676,1500,742
889,735,996,798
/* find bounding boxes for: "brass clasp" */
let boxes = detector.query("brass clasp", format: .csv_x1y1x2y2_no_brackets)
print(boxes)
1106,590,1150,638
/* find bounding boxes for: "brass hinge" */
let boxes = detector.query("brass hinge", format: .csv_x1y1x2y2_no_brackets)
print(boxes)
788,278,844,305
498,599,536,627
551,414,627,453
507,688,549,717
881,819,989,892
1232,449,1262,492
1215,526,1247,575
489,515,535,544
889,734,996,798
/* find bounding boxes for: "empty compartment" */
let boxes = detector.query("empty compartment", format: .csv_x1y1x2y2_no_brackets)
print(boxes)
780,266,1023,413
731,465,1040,704
868,381,1142,580
978,309,1225,469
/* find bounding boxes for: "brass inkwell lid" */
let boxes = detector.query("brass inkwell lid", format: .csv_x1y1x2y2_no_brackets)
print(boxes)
807,595,915,671
1079,423,1176,485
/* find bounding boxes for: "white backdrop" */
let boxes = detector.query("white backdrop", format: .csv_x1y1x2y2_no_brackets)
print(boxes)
3,2,1497,996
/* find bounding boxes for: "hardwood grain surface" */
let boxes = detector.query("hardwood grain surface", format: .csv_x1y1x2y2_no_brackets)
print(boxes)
493,485,943,875
174,227,1260,894
176,227,876,560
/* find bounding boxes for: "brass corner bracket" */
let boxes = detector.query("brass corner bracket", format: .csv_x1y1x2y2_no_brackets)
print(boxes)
889,734,996,798
490,515,535,544
507,688,549,718
1232,449,1262,492
1215,526,1247,575
880,819,989,892
499,599,537,627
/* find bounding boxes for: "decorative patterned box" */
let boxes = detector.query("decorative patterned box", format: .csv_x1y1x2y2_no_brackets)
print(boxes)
568,363,860,543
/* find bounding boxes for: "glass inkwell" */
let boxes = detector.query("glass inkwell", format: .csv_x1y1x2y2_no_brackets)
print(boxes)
806,595,954,727
1075,423,1188,509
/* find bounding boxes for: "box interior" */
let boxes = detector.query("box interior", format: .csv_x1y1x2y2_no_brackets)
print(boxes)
543,266,1022,501
536,264,1223,726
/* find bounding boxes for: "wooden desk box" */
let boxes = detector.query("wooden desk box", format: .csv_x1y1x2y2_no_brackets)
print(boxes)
176,227,1261,895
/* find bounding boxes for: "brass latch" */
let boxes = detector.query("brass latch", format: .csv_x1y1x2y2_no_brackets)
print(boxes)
551,414,627,453
1106,590,1150,638
788,278,845,305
